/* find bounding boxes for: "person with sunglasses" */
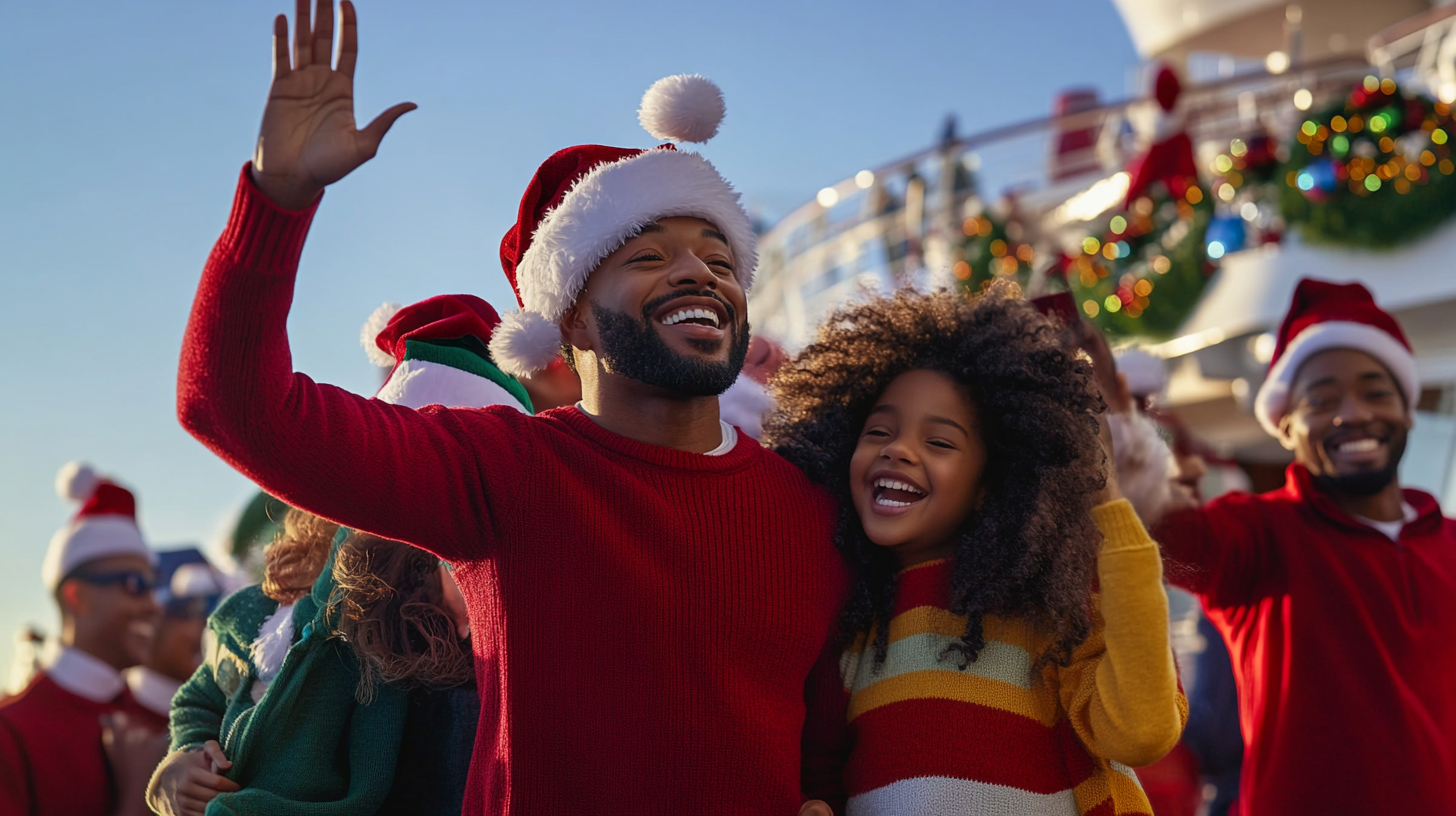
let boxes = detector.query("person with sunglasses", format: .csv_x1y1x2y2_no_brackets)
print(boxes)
0,463,169,816
124,555,226,735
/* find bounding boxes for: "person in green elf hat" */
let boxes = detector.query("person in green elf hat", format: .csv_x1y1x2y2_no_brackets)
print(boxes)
148,295,530,816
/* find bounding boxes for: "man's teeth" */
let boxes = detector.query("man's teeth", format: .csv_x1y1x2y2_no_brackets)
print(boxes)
1337,438,1381,453
874,478,925,495
661,308,720,327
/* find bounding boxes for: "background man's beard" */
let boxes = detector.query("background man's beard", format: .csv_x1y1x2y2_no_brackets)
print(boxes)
1313,434,1408,498
590,299,750,397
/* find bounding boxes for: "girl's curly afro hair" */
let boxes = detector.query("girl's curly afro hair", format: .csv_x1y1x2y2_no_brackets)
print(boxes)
764,282,1107,671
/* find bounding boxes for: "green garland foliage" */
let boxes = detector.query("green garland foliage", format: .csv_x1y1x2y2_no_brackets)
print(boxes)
1280,76,1456,248
1068,180,1213,339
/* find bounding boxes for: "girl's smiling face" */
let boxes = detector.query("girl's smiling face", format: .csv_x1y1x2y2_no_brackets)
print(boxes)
849,369,987,567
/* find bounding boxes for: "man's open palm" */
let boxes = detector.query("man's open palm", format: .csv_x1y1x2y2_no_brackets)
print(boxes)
252,0,415,209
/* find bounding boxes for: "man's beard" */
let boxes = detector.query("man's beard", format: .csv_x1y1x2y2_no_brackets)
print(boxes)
1313,433,1408,498
590,292,750,397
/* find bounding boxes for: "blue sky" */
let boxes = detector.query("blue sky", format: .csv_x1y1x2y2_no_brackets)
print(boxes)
0,1,1137,669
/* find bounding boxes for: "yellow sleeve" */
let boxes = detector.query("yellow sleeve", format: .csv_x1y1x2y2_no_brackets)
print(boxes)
1057,498,1188,767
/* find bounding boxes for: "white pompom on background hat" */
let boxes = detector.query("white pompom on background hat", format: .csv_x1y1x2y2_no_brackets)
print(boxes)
43,462,155,591
490,74,755,378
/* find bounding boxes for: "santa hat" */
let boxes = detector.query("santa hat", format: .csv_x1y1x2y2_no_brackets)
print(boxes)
489,74,757,377
43,463,155,591
1254,278,1418,435
361,294,533,412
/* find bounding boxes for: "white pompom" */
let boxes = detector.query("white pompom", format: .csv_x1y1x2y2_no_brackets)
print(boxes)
638,74,726,144
56,461,100,501
489,310,563,377
360,301,403,368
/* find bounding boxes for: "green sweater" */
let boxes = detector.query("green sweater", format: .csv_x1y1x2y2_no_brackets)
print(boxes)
170,542,407,816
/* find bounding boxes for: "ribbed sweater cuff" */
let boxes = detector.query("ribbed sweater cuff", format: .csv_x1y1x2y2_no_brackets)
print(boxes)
217,162,321,275
1091,498,1157,555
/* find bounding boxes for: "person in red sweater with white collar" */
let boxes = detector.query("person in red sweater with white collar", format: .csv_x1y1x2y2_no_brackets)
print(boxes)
1153,278,1456,814
0,464,169,816
175,2,847,814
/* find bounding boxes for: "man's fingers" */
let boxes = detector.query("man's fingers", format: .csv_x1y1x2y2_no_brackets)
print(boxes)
292,0,312,68
312,0,334,66
272,14,291,79
336,0,358,79
360,102,418,153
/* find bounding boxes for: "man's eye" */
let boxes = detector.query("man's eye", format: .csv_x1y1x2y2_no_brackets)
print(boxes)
630,253,664,263
708,260,735,271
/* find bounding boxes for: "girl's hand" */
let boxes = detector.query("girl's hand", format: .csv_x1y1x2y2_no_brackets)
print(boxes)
800,800,834,816
251,0,415,209
145,743,241,816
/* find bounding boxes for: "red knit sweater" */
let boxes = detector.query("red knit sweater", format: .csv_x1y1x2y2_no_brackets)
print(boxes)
177,167,851,816
1156,464,1456,815
0,673,151,816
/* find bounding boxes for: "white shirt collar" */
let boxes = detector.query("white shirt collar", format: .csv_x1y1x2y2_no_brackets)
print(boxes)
42,643,125,703
574,403,737,456
124,666,182,717
1354,502,1419,541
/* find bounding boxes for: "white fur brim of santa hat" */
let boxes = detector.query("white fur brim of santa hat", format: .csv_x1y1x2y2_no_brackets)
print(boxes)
1253,320,1419,436
377,358,527,411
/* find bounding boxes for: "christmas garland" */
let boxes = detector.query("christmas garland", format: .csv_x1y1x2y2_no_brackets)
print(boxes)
1280,76,1456,248
1069,180,1212,339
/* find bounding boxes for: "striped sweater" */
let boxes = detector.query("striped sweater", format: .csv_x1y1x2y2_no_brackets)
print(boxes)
841,499,1187,816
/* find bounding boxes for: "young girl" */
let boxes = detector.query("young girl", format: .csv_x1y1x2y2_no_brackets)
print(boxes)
331,532,477,816
148,293,528,816
766,284,1186,816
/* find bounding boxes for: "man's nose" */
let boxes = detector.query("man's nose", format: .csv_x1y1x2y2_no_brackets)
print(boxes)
1332,393,1375,426
665,255,718,289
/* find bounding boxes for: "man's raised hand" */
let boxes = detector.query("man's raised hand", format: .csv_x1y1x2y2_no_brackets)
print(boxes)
251,0,416,209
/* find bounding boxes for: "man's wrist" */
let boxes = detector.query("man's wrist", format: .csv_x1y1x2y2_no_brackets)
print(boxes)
248,164,322,212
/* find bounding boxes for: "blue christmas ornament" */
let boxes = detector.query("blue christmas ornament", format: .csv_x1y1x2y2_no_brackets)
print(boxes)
1205,215,1246,260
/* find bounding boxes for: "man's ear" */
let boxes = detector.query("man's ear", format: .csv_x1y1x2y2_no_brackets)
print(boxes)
1276,412,1298,451
559,304,592,355
59,581,85,617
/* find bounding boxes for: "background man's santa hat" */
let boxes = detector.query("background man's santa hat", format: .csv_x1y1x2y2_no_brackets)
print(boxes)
44,463,155,591
488,74,757,377
361,293,533,412
1254,278,1419,435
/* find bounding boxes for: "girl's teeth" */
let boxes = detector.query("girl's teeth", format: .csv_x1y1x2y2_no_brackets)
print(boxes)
873,478,924,494
876,496,913,508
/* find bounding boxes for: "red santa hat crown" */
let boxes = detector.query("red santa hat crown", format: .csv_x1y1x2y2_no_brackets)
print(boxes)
361,293,532,412
1254,278,1418,435
43,462,155,591
488,74,757,377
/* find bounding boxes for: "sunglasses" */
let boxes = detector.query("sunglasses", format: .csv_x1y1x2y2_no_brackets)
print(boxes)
69,570,155,597
162,595,218,620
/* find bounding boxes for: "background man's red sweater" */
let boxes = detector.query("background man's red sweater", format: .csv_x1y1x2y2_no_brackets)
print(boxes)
1156,464,1456,815
0,673,151,816
176,169,851,816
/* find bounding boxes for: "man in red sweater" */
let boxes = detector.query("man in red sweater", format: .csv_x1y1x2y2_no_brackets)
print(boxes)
176,2,847,814
1154,279,1456,814
0,464,169,816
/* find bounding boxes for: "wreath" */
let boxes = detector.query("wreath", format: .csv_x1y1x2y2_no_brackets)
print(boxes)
1280,76,1456,248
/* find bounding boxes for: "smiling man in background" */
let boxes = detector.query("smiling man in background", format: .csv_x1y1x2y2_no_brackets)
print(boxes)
0,464,168,816
1153,279,1456,815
